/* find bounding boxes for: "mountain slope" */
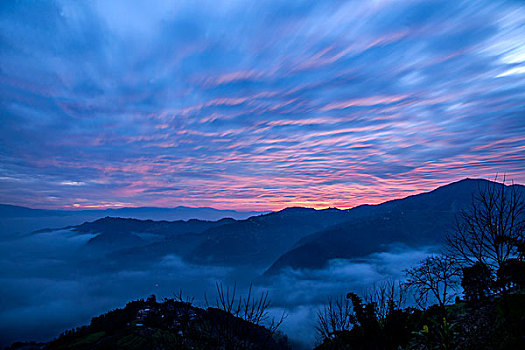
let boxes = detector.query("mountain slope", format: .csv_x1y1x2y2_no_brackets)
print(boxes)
93,208,355,269
75,216,236,251
184,207,352,267
265,179,525,274
35,208,352,270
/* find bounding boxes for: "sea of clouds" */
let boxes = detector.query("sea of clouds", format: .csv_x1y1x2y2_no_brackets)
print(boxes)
0,222,437,348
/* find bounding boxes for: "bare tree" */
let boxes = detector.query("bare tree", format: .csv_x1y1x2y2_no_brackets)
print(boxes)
363,280,407,321
404,255,461,308
316,295,356,341
446,177,525,272
205,282,285,330
173,289,195,305
204,282,286,348
316,281,407,342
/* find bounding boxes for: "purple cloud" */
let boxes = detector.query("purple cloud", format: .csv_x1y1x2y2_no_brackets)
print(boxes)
0,0,524,210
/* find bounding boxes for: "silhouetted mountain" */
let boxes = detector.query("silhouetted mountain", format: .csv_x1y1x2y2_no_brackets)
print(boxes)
265,179,525,274
75,216,236,237
73,216,236,251
71,208,353,269
0,204,64,218
0,204,265,221
183,207,351,267
0,205,267,236
102,206,267,221
125,207,353,268
25,178,525,274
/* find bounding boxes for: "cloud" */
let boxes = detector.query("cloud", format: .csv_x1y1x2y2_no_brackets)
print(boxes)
0,225,439,347
0,0,524,210
59,181,86,186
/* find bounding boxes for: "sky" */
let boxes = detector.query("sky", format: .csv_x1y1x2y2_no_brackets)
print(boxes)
1,0,524,211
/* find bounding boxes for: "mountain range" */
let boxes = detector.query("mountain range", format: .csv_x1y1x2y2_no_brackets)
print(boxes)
0,204,266,221
10,178,525,275
0,205,267,235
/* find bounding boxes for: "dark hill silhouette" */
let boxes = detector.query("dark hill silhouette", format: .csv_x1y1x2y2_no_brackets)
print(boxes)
7,296,290,350
75,216,235,238
79,207,354,269
76,216,236,251
0,205,266,236
265,178,525,274
183,207,352,266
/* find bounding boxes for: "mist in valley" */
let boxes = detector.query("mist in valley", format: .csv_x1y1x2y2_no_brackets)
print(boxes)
0,219,435,348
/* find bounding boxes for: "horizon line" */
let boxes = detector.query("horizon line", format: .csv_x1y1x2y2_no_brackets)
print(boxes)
3,177,519,212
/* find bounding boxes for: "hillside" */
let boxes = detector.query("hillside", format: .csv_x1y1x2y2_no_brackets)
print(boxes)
6,296,290,350
265,179,525,274
184,207,352,266
3,178,525,349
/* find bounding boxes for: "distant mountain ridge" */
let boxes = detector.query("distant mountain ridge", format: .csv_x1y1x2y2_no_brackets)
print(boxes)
0,205,268,235
76,216,236,251
64,207,354,269
0,204,65,218
18,178,525,275
0,204,267,221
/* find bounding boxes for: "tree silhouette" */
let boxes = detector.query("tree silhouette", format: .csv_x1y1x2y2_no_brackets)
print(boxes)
316,295,355,340
446,177,525,272
461,262,492,303
204,282,286,349
495,258,525,290
404,255,461,309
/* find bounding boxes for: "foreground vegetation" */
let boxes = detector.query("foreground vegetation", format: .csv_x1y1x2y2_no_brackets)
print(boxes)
316,178,525,349
315,288,525,349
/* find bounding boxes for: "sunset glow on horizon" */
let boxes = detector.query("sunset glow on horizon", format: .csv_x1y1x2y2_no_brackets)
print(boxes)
1,1,524,211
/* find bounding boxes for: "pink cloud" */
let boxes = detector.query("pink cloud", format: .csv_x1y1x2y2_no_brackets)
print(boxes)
321,95,410,111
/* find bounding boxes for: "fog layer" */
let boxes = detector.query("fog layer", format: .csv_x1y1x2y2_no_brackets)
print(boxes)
0,222,435,348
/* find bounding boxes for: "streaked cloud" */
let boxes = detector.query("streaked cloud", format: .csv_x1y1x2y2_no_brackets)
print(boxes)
0,0,524,210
